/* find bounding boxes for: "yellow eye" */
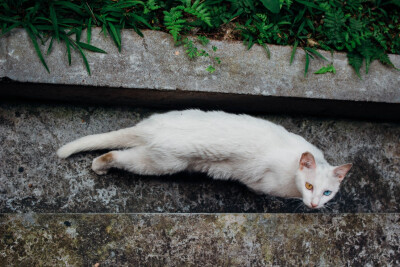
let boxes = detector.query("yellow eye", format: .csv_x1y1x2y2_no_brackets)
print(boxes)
305,182,313,190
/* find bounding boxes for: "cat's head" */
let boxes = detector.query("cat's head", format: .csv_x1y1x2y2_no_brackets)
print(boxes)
295,152,352,209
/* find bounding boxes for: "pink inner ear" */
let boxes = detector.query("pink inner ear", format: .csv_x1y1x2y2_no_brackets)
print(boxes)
300,152,316,170
333,163,353,180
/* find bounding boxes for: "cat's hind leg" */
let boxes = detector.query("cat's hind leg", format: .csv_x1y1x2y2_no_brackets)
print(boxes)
91,147,187,176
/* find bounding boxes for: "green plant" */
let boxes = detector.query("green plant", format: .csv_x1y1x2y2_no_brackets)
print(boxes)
314,63,336,74
181,36,220,73
96,0,154,51
163,0,212,42
0,0,153,74
0,0,399,77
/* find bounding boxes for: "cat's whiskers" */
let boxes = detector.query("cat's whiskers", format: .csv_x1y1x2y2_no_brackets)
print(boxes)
324,202,336,212
293,202,305,213
287,198,303,212
288,198,302,204
321,201,338,213
321,205,332,213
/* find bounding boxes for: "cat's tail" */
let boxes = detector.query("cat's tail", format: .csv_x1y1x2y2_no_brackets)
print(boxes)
57,127,141,158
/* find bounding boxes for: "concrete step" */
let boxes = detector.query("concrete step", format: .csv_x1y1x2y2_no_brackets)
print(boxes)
2,29,400,104
1,213,399,266
1,29,400,121
1,102,399,213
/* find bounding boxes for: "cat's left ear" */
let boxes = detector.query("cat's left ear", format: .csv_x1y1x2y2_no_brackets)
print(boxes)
333,163,353,181
300,152,316,170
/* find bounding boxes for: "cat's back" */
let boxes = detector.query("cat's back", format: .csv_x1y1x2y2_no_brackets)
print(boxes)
134,109,323,160
139,109,284,133
137,109,293,144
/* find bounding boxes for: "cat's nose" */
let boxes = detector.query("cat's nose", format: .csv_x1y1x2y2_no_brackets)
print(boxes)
311,203,318,208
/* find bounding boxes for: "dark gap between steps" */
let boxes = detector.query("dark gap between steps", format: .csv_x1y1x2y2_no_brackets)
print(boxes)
1,78,399,122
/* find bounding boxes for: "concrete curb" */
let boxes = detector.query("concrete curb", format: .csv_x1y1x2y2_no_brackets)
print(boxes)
1,28,400,119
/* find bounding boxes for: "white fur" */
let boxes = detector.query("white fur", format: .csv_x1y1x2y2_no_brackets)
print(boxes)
57,110,352,209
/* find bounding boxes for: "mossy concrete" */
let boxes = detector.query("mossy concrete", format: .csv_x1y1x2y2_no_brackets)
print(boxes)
1,213,399,266
1,28,400,104
1,102,399,213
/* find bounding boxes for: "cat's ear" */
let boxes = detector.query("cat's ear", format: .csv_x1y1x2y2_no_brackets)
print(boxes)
299,152,316,170
333,163,353,181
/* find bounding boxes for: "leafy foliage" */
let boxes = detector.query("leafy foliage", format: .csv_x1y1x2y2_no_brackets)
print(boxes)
0,0,399,76
163,0,212,42
347,40,399,78
347,51,364,78
182,36,220,73
260,0,281,13
314,63,336,74
233,0,399,76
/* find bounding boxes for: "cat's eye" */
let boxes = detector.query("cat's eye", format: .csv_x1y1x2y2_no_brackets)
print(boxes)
305,182,313,190
323,190,332,196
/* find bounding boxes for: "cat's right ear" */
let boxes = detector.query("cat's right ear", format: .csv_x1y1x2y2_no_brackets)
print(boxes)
300,152,316,170
333,163,353,181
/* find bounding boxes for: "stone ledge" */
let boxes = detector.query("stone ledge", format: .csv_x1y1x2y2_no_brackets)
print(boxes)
2,103,399,214
1,28,399,105
1,213,399,266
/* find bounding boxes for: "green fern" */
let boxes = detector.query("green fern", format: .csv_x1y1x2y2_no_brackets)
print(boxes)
144,0,160,14
359,42,377,74
163,0,212,42
228,0,256,16
324,8,350,50
377,52,399,70
184,38,200,58
209,5,232,27
347,39,398,78
181,0,212,27
163,8,186,42
197,35,209,45
347,51,364,78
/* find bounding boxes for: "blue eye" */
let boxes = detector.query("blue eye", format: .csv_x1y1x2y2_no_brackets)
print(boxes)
323,190,332,196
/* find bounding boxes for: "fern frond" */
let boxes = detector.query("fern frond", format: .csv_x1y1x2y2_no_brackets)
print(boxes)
229,0,255,16
357,41,380,74
181,0,212,27
184,38,198,59
377,53,396,69
324,8,352,50
163,8,186,41
144,0,160,14
347,51,363,78
209,6,231,26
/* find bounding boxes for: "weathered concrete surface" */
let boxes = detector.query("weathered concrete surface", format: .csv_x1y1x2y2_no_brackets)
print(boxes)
0,36,6,78
1,28,399,103
1,213,399,266
1,102,399,213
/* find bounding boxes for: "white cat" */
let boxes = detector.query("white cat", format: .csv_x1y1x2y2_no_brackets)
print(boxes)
57,109,352,209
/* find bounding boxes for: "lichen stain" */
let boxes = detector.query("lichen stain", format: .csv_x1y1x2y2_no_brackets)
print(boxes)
1,211,399,265
0,215,83,266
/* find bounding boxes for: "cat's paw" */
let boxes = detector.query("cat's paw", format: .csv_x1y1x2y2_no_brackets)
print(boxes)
92,166,109,175
92,154,112,175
